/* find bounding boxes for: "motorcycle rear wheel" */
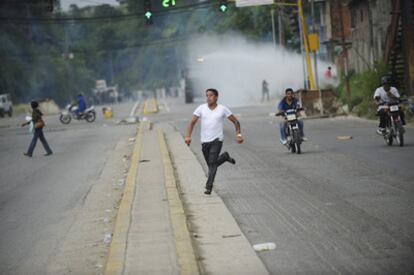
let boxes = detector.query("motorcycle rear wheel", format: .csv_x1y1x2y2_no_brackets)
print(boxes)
85,111,96,122
60,114,71,124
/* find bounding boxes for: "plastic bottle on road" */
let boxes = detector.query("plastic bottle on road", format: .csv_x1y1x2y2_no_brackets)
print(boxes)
253,242,276,251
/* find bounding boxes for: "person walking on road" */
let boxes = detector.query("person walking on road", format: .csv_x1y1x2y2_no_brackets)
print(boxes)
185,88,243,195
261,80,270,102
22,101,53,157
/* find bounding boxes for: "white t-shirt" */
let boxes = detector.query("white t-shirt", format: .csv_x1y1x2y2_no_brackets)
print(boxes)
373,86,400,103
193,103,233,143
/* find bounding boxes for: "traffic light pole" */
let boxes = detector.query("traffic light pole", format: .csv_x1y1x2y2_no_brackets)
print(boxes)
297,0,315,90
274,0,316,90
310,0,319,89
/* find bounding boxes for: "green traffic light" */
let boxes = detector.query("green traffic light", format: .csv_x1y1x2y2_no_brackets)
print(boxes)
220,4,227,12
162,0,176,8
145,11,152,19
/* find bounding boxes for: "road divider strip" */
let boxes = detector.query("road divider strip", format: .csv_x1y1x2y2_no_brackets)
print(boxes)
143,98,159,115
158,128,200,275
104,123,144,275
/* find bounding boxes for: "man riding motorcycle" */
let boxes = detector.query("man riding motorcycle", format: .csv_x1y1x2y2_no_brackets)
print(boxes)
374,77,406,135
277,88,308,145
75,93,86,118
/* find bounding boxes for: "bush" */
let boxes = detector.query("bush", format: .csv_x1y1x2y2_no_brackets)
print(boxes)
336,63,387,117
12,104,30,116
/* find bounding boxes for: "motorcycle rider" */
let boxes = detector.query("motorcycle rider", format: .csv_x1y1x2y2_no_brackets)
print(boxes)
75,93,86,118
277,88,307,145
373,76,405,135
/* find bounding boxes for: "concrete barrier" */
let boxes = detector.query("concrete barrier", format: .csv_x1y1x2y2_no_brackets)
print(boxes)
297,89,344,117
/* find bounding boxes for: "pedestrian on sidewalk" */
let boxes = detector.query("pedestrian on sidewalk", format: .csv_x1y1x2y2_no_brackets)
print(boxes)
185,88,243,195
21,101,53,157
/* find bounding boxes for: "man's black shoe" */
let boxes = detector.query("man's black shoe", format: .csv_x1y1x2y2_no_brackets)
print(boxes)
223,151,236,165
44,152,53,156
204,189,212,195
24,153,32,157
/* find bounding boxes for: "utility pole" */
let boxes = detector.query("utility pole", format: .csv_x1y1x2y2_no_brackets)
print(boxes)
337,0,351,99
278,7,285,48
310,0,319,89
273,0,316,89
299,13,308,89
298,0,315,90
271,8,277,49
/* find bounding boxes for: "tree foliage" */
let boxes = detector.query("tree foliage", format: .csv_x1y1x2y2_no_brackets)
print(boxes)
0,0,291,106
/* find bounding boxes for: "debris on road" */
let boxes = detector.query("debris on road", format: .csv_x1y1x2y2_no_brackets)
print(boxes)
253,242,276,252
117,179,125,186
103,233,112,245
222,234,241,238
117,116,139,125
336,136,353,140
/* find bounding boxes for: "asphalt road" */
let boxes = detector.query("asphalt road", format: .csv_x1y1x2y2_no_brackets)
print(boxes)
0,102,136,274
2,96,413,274
159,97,414,274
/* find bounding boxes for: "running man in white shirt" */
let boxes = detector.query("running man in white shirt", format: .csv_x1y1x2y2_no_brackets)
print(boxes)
185,88,243,195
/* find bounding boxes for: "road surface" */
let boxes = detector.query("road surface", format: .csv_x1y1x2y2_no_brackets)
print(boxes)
158,97,414,274
0,102,137,274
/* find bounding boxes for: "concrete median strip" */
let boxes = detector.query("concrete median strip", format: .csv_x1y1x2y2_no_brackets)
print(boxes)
104,123,143,275
105,121,198,275
143,98,159,115
158,129,200,275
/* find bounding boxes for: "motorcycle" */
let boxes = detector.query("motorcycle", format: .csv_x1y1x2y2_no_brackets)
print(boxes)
59,104,96,124
276,108,304,154
379,102,405,146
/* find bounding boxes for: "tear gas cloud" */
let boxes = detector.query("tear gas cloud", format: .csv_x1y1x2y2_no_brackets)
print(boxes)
186,35,336,107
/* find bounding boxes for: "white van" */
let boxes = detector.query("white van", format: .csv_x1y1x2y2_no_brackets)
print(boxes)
0,94,13,117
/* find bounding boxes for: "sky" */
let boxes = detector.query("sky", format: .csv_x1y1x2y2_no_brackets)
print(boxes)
60,0,120,11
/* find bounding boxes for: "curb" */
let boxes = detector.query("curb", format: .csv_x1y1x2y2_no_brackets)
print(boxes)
158,128,200,275
104,122,144,275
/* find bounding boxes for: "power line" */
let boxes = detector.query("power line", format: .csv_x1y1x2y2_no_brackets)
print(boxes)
2,34,194,58
0,1,218,24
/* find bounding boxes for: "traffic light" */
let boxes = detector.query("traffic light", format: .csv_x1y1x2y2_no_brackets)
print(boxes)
162,0,176,8
45,0,53,12
144,0,153,25
219,0,228,13
289,12,299,34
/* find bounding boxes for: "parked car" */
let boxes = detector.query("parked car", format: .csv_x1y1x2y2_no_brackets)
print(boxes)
0,94,12,117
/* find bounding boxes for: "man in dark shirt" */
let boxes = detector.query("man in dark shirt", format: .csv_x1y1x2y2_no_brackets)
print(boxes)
277,88,307,145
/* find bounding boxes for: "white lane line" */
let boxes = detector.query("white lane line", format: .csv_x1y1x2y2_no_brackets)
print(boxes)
129,101,140,117
162,99,170,113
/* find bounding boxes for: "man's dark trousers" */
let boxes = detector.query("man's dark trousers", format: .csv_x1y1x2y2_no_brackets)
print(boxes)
202,138,229,191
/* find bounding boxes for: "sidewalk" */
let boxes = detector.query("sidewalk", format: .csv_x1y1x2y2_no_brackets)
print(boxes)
105,98,269,275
